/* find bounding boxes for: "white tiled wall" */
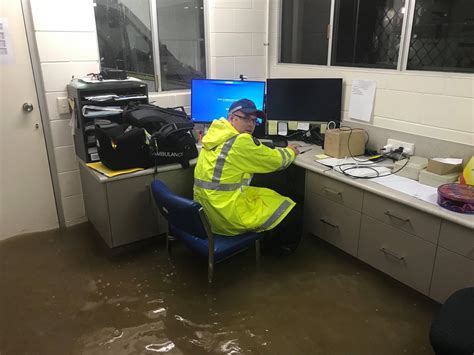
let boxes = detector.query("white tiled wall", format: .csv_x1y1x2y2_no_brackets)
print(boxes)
267,1,474,146
31,0,472,228
208,0,268,80
30,0,195,226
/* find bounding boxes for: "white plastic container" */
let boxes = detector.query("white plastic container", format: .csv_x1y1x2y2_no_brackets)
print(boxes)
419,169,460,188
394,156,428,180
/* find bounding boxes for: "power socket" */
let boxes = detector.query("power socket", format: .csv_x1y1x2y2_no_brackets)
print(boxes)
387,138,415,155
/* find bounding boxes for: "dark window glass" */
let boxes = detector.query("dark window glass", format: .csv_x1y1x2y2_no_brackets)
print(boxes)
407,0,474,73
156,0,206,91
331,0,405,69
280,0,332,65
94,0,156,91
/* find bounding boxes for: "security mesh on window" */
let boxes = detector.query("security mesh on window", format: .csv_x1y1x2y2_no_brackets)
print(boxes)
331,0,405,69
407,0,474,73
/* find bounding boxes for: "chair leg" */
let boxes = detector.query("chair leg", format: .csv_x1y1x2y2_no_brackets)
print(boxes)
165,233,171,255
255,239,261,268
208,259,214,284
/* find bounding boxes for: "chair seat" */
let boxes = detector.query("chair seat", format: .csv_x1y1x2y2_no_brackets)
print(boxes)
430,287,474,355
170,225,263,263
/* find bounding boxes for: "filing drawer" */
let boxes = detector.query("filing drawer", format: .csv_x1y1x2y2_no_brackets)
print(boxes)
430,247,474,303
305,192,361,256
306,171,363,211
438,221,474,260
358,215,436,295
362,192,440,244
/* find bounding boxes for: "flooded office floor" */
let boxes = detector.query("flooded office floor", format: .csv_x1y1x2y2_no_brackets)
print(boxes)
0,223,438,355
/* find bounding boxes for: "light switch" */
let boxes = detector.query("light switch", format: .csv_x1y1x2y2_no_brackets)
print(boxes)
56,97,69,115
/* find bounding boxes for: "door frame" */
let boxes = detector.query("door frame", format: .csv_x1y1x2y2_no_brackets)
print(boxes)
21,0,65,228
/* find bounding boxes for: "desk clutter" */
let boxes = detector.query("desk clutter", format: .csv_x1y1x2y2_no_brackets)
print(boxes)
68,78,198,171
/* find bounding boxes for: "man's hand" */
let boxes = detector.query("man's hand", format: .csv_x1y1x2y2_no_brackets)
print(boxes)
288,144,300,155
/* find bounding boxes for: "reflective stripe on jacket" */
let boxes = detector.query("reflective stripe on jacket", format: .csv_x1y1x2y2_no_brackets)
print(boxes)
193,118,296,236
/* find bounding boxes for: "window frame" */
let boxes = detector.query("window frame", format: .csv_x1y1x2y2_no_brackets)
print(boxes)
277,0,474,76
95,0,210,94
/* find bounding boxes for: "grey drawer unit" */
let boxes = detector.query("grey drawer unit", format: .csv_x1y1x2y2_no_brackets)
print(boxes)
305,192,361,256
430,246,474,303
438,221,474,260
358,215,437,295
80,163,194,248
363,192,441,244
306,171,363,211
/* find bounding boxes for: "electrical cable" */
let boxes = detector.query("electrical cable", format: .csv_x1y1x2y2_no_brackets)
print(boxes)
328,125,411,179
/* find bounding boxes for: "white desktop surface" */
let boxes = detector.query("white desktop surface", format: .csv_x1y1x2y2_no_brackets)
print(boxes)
292,143,474,230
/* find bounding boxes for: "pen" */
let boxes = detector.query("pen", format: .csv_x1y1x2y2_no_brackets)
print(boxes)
299,148,312,154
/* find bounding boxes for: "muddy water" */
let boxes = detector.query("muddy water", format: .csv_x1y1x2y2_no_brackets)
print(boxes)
0,223,437,354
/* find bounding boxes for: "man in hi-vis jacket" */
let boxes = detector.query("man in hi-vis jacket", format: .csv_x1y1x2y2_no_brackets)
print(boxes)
193,98,301,254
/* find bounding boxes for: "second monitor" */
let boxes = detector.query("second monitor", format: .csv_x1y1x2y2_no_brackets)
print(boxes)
266,78,343,124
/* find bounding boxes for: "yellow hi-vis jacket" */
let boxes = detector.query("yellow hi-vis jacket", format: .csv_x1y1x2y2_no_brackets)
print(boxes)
193,118,296,236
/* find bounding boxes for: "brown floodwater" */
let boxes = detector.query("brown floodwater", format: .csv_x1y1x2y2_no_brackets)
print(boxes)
0,223,438,354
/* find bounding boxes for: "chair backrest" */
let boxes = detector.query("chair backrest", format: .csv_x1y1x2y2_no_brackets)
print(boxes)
151,180,209,239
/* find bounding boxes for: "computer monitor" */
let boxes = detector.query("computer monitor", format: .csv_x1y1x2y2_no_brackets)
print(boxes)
191,79,266,124
266,78,342,124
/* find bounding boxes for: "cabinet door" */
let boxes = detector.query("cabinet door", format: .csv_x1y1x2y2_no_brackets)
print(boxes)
107,175,162,247
305,192,361,256
438,221,474,260
430,246,474,303
358,215,436,295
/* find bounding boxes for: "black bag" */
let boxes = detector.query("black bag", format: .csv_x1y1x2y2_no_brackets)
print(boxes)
124,103,198,168
95,124,154,170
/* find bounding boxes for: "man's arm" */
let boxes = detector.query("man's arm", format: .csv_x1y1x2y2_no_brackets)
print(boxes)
229,134,299,174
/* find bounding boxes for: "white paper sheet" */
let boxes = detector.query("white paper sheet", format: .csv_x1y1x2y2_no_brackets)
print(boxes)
297,122,310,131
373,175,438,205
432,158,463,165
0,18,15,64
278,121,288,136
348,79,376,122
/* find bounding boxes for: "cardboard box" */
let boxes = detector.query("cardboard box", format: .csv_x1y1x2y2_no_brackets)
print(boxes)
427,158,463,175
324,128,366,158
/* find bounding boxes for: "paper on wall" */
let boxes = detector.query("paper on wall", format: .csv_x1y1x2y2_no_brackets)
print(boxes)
297,122,310,130
288,121,298,130
268,120,278,135
348,79,376,122
0,18,15,64
277,121,288,136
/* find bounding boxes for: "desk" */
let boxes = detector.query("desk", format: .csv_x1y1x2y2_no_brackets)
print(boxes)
79,158,196,248
293,145,473,303
79,144,473,303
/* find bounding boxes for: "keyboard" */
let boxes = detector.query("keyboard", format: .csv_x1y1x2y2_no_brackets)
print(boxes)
258,135,288,148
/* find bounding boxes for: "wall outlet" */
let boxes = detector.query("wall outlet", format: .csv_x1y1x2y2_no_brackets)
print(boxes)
387,138,415,155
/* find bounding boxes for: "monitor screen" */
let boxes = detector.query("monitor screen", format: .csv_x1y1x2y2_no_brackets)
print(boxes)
266,78,342,122
191,79,266,123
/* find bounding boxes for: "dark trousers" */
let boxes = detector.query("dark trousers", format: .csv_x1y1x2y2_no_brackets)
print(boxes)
263,204,302,254
251,167,305,254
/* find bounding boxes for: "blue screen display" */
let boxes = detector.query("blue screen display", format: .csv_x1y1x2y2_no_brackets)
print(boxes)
191,79,265,123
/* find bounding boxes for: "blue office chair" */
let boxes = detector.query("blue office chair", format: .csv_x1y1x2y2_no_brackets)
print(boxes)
150,179,264,283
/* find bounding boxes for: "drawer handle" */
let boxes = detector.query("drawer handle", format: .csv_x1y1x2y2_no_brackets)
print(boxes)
384,210,410,223
323,187,342,197
320,218,339,229
380,247,405,261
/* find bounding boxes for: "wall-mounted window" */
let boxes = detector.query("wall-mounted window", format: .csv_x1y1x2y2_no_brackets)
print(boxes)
407,0,474,73
94,0,206,92
280,0,474,74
